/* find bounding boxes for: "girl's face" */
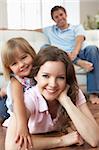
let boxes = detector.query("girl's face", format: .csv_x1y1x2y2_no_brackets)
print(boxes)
9,48,33,78
35,61,66,101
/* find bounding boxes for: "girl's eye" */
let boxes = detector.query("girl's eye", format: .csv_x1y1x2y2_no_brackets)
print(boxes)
10,62,17,66
42,74,49,78
21,55,27,60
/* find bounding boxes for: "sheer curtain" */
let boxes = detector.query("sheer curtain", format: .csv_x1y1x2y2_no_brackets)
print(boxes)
1,0,80,29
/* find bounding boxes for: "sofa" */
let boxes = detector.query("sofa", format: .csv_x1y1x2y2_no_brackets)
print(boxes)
0,29,99,92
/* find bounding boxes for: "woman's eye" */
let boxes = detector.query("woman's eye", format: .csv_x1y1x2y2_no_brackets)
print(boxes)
58,76,65,80
42,74,49,78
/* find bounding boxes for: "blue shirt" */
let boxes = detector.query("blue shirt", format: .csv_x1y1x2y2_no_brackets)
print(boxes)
43,24,89,52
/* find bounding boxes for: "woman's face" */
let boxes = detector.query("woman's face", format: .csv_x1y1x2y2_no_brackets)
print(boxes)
35,61,66,101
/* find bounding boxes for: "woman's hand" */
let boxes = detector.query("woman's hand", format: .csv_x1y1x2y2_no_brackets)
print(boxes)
58,85,70,104
15,122,33,149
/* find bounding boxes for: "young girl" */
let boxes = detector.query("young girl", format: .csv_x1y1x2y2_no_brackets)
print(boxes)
1,37,36,149
5,46,99,150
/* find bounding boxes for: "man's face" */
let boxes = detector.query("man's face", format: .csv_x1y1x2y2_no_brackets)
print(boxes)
52,9,67,29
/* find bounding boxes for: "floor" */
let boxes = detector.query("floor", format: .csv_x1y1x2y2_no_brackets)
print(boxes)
0,102,99,150
0,125,6,150
52,102,99,150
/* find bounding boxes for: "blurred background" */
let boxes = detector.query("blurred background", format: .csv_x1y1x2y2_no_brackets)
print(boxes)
0,0,99,30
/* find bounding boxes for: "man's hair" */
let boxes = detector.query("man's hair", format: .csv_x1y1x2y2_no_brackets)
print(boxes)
51,6,66,20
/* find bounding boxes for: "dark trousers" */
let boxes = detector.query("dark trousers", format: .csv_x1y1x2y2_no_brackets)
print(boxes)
0,96,10,122
73,45,99,94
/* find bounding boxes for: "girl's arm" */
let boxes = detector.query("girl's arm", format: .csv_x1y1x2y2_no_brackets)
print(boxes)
58,90,99,147
11,77,33,149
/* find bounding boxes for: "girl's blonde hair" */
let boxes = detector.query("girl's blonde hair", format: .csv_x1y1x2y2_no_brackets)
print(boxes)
1,37,36,79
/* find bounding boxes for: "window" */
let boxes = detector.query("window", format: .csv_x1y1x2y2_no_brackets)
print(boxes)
2,0,80,29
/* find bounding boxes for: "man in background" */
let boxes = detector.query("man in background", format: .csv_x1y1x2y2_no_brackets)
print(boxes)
36,5,99,104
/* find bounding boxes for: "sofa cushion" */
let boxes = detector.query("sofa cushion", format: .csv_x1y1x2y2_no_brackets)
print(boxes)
0,29,99,90
74,65,87,74
0,30,50,73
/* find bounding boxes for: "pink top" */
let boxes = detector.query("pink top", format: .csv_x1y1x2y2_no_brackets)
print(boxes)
24,85,86,134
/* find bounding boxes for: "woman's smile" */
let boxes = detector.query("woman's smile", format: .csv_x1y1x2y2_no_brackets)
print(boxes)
35,61,66,101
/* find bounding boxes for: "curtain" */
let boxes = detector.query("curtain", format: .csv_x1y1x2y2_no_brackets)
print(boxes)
0,0,7,28
0,0,80,29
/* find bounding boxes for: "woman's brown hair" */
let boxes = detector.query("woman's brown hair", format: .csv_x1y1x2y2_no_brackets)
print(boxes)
33,46,79,104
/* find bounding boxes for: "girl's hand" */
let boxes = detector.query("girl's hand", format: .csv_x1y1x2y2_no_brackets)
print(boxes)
61,131,84,146
15,124,33,149
76,133,84,146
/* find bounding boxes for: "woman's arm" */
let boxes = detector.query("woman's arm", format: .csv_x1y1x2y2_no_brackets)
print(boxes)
11,77,32,149
58,91,99,147
5,113,84,150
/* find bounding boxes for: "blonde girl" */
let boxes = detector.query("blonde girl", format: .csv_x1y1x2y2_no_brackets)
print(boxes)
1,37,36,149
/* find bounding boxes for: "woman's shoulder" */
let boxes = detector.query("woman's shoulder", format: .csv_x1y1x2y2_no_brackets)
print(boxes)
24,85,38,98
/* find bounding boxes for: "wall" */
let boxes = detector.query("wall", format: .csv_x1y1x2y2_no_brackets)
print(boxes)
80,0,99,25
64,0,80,25
0,0,99,29
0,0,7,28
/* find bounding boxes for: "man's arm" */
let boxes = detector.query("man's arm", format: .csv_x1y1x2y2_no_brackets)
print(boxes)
34,28,43,32
68,35,84,61
68,35,93,71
